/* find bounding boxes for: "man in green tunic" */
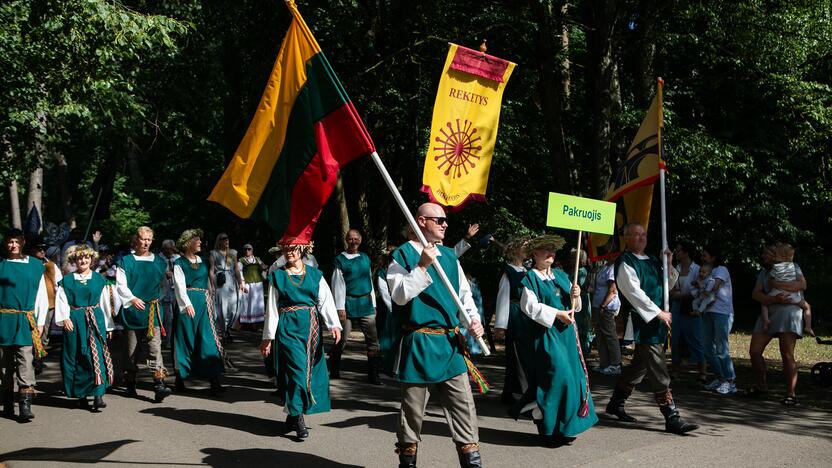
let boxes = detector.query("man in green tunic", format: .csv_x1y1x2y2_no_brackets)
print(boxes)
116,226,171,402
329,229,381,384
0,229,49,421
387,203,485,468
605,222,698,434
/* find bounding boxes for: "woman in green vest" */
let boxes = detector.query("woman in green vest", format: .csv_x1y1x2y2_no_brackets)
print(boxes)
259,239,342,440
515,235,597,445
238,244,267,329
55,245,115,411
172,229,225,395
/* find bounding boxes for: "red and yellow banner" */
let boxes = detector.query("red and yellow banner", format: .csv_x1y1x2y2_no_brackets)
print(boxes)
588,82,665,261
421,44,515,210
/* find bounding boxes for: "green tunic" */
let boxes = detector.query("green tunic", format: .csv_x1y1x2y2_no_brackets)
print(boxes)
614,251,666,344
390,243,468,384
518,269,597,437
503,264,531,395
0,257,44,347
269,266,330,416
575,266,594,356
60,273,111,398
173,258,224,380
332,252,374,318
118,254,167,331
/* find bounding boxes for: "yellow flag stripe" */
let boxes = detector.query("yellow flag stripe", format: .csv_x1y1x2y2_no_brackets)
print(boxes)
207,5,321,218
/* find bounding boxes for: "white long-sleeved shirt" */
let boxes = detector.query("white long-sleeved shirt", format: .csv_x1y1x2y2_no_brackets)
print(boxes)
386,241,480,325
453,239,472,258
115,253,159,305
330,252,377,311
54,271,116,331
172,256,203,310
495,263,526,329
376,274,393,313
261,273,342,340
519,268,582,329
7,256,49,326
616,253,679,323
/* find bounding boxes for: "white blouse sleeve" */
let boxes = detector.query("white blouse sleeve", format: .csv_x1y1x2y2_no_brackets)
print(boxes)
376,274,393,312
387,260,432,306
520,286,564,328
331,267,346,310
616,262,662,322
263,281,279,340
34,277,49,326
495,273,511,329
454,239,472,257
54,285,70,324
317,277,342,332
173,264,192,310
115,266,136,304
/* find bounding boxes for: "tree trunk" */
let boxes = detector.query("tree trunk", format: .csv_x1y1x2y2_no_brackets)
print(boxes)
633,0,663,107
125,141,144,194
9,180,22,229
26,167,43,232
559,1,572,110
530,0,573,194
586,0,622,198
53,151,76,228
334,174,351,248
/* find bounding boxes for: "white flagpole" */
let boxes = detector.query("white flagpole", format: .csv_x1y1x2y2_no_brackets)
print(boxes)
370,151,490,356
658,77,670,311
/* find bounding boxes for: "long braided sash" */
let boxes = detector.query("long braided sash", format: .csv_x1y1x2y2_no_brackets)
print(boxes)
405,325,489,394
570,319,591,417
107,285,116,317
279,305,319,403
0,308,46,358
70,304,114,386
146,299,165,338
187,287,225,356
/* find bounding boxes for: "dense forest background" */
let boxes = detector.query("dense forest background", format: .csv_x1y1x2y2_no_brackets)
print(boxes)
2,0,831,329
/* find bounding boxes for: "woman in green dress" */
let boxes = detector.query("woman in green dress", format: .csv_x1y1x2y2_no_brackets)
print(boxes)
515,235,597,445
172,229,225,395
55,245,115,411
259,239,342,440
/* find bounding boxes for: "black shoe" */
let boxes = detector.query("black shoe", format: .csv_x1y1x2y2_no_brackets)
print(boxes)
660,403,699,435
18,392,34,421
395,443,418,468
328,352,341,379
605,399,637,423
153,379,171,403
175,374,187,393
295,414,309,439
210,377,226,396
79,397,90,409
93,396,106,410
367,356,383,385
457,448,481,468
125,377,138,397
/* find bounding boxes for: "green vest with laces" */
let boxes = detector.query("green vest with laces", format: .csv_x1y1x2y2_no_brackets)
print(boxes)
614,250,666,344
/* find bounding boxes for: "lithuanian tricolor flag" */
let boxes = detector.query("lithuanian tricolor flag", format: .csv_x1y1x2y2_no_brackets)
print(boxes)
208,1,375,243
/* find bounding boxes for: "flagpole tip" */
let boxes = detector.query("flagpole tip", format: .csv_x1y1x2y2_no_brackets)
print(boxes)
479,39,487,53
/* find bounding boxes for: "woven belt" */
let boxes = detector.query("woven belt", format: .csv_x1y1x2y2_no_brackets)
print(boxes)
186,287,224,355
69,304,114,386
346,292,372,299
145,299,165,338
0,308,46,358
278,305,319,403
403,324,489,393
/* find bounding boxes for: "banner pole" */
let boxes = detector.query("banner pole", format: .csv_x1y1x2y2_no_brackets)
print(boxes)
370,151,490,356
658,77,670,311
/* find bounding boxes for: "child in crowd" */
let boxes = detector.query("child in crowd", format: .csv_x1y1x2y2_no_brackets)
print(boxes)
762,243,813,337
691,264,716,313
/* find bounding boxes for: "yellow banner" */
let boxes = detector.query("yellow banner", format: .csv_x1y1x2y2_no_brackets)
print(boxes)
588,83,664,260
421,44,515,209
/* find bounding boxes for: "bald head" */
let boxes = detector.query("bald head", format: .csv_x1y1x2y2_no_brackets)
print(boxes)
416,202,448,243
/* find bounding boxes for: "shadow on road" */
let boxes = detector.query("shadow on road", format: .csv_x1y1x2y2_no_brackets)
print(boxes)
0,439,140,464
200,447,363,467
140,406,285,437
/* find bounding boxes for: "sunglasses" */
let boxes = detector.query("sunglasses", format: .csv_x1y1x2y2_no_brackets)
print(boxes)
422,216,448,225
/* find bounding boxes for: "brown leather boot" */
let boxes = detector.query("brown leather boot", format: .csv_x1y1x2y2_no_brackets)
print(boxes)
395,442,417,468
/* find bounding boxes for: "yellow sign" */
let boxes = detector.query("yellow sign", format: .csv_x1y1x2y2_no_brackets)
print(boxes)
421,44,515,210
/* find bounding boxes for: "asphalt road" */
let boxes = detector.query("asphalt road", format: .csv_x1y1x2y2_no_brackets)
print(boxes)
1,330,831,467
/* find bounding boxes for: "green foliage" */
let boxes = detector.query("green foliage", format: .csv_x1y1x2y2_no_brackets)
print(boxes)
96,175,151,244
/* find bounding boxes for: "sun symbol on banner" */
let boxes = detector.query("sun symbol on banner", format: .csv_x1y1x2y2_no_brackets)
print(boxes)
433,119,482,179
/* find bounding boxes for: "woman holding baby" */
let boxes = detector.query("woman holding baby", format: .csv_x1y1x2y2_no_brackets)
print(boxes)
748,243,809,406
